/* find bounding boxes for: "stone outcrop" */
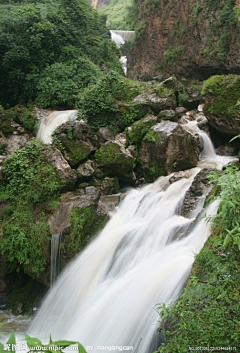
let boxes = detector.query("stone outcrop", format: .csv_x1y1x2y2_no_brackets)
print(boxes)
202,75,240,141
54,121,96,166
127,0,240,81
95,138,136,183
139,121,200,182
43,146,77,187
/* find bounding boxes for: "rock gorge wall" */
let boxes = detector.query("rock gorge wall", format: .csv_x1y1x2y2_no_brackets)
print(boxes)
128,0,240,80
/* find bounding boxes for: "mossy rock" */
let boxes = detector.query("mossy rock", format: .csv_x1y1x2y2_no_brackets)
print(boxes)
0,106,14,135
139,121,200,183
202,74,240,136
125,115,157,146
54,122,96,166
61,205,108,265
8,105,38,135
94,141,135,183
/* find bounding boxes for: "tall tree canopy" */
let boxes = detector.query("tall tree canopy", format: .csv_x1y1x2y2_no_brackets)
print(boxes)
0,0,122,107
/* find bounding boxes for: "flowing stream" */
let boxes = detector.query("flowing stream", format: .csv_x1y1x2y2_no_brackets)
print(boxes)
28,112,237,352
1,110,237,352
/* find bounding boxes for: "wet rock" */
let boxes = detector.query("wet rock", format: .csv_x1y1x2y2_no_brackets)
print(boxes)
77,160,98,180
132,83,176,115
98,194,120,215
48,186,102,235
98,127,115,145
175,107,187,118
139,121,200,182
215,144,236,156
180,169,213,217
94,140,136,184
182,87,203,110
43,146,77,187
126,115,157,146
157,109,176,122
55,121,96,166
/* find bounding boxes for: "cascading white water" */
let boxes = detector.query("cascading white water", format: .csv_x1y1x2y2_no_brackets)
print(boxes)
37,110,78,144
110,31,125,48
110,31,127,75
28,174,218,351
50,233,62,287
28,110,237,352
181,111,237,169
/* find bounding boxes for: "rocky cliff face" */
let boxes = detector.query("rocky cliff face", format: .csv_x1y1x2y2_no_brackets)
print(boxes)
128,0,240,80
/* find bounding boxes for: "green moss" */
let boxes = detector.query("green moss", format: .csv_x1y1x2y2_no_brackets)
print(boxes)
95,142,135,180
202,74,240,117
8,105,39,135
144,160,165,183
144,129,159,143
0,106,14,135
63,139,94,166
61,206,108,264
126,117,156,146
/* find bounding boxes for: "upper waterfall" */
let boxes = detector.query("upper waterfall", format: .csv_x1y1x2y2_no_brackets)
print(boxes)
110,30,135,42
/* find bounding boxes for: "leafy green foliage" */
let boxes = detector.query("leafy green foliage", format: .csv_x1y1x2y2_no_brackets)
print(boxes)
77,71,129,132
8,105,39,135
0,140,64,276
61,206,107,265
207,164,240,250
35,58,102,108
98,0,136,30
154,163,240,352
0,0,122,107
0,330,87,353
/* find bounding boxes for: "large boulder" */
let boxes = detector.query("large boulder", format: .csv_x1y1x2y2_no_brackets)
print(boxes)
132,88,176,115
48,185,109,266
94,137,136,184
202,75,240,137
126,115,157,146
139,121,200,182
43,146,77,187
54,121,96,166
5,134,30,154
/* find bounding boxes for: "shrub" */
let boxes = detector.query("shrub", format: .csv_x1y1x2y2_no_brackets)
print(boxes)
0,140,64,276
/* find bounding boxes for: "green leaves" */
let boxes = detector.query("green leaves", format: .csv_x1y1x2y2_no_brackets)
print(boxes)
0,139,64,276
24,335,87,353
0,0,122,107
0,331,87,353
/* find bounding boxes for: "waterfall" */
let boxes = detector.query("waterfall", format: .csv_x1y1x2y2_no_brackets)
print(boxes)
28,112,237,352
37,110,78,144
110,31,127,75
110,30,135,42
50,233,62,287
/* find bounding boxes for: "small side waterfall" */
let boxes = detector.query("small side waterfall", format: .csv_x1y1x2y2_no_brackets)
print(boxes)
37,110,77,144
50,233,62,287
